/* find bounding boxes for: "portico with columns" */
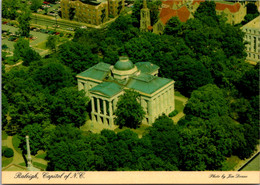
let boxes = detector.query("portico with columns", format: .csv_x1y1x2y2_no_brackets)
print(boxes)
76,56,175,128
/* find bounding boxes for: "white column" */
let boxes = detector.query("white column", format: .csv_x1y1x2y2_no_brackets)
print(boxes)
91,97,95,113
103,100,107,115
97,98,102,123
109,101,114,127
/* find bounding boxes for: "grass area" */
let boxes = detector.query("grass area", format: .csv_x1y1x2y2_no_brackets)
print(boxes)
35,152,47,159
175,91,186,99
33,161,47,170
18,162,26,167
221,155,240,171
114,124,150,137
35,40,48,50
175,99,184,113
2,157,13,167
241,154,260,171
12,135,22,154
2,131,8,140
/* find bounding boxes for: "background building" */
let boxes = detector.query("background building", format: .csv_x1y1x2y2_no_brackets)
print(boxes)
60,0,125,25
241,16,260,63
150,0,246,34
77,56,175,128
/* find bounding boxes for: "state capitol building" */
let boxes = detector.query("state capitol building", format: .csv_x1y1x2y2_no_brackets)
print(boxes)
76,56,175,128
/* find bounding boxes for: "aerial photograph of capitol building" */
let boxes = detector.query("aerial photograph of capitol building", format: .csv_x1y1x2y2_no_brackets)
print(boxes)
1,0,260,183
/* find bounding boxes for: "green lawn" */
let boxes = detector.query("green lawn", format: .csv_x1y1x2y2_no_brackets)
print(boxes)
175,91,186,98
2,157,13,167
18,162,26,167
114,124,150,137
175,99,184,113
221,155,240,171
33,162,47,170
241,154,260,171
2,131,8,140
12,135,22,154
35,152,47,159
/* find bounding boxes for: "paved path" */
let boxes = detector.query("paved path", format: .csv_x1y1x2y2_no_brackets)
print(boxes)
172,96,188,123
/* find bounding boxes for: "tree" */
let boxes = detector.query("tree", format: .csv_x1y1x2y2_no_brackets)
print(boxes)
13,38,30,61
236,64,259,98
114,90,145,129
46,125,95,171
46,35,58,52
123,37,154,62
169,56,213,97
18,123,45,155
2,93,9,128
30,0,43,12
164,16,183,36
184,84,229,119
2,0,20,20
33,62,74,94
194,1,219,26
144,115,180,170
58,41,99,74
50,87,89,127
8,91,51,132
18,5,31,37
22,48,41,66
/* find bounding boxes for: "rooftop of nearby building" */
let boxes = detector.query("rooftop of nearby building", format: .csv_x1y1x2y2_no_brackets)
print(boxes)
241,16,260,29
215,2,241,13
160,5,190,24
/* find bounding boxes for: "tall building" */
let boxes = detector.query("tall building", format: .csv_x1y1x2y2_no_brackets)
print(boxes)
60,0,125,25
76,56,175,128
140,0,151,32
241,16,260,63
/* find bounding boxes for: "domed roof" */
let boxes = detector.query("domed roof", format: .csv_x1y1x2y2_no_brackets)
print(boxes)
114,56,134,71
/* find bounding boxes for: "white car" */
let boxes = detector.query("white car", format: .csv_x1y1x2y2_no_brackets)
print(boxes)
80,26,87,29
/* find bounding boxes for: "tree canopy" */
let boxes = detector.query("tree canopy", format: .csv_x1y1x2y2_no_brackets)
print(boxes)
114,90,145,129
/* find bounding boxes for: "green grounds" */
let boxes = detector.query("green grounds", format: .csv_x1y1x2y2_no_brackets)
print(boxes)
241,154,260,171
2,157,14,167
222,156,241,171
114,124,150,138
12,135,22,153
175,99,184,113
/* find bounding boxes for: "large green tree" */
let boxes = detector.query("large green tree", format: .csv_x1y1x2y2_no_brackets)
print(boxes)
58,41,99,74
114,90,145,129
169,56,213,97
184,84,229,119
18,5,32,37
30,0,43,12
13,38,40,65
50,87,89,127
33,62,74,94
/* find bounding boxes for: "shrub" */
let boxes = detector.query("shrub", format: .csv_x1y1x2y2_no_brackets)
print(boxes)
169,110,178,117
3,147,14,158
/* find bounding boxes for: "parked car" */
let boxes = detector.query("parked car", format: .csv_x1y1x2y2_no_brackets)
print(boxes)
80,26,87,29
67,27,74,31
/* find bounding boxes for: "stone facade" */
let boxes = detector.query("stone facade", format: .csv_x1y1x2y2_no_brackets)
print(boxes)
60,0,125,25
140,0,151,32
76,57,175,128
241,16,260,63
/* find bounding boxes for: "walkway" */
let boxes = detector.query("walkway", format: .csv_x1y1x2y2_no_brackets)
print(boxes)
172,96,188,123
